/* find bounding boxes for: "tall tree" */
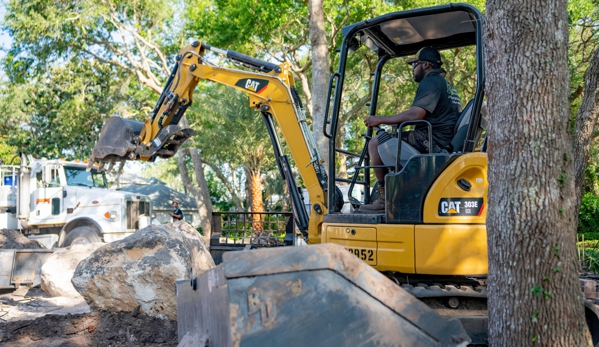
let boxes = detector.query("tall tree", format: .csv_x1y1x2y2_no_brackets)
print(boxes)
308,0,330,168
485,0,591,345
573,48,599,215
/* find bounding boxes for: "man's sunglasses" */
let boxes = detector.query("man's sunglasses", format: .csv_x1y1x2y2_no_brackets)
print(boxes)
411,61,426,68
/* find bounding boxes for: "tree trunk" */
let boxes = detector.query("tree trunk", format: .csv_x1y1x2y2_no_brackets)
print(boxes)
248,170,264,235
485,1,591,346
573,48,599,215
189,148,213,243
179,116,213,245
309,0,330,169
177,149,211,247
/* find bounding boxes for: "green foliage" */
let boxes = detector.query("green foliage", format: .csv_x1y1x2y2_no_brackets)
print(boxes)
0,141,20,164
3,0,181,83
578,193,599,235
581,248,599,274
530,285,543,298
205,170,237,211
188,84,274,169
184,0,307,54
579,233,599,242
0,60,149,159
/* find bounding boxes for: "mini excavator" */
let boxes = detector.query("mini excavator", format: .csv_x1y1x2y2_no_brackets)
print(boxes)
89,3,599,345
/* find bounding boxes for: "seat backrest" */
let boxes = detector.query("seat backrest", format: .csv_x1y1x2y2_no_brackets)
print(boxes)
451,99,487,152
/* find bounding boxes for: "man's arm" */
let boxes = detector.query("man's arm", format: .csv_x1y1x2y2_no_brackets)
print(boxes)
170,210,182,218
364,106,427,128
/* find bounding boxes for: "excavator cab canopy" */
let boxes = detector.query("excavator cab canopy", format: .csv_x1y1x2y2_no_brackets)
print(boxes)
341,7,478,58
325,3,484,212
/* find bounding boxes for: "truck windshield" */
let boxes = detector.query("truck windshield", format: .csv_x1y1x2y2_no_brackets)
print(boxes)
64,167,108,188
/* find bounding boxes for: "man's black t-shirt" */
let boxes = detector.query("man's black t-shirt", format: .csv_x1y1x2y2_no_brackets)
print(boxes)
172,207,183,221
411,69,461,149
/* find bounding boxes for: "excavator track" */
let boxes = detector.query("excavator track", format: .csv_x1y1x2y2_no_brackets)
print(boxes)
385,274,488,344
385,273,599,346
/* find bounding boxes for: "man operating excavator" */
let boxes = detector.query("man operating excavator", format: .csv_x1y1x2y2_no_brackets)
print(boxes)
358,47,462,213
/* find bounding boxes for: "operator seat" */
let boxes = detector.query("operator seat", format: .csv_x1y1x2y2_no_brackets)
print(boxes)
450,99,488,153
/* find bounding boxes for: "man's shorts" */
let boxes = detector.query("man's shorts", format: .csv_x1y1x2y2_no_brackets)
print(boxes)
401,130,430,153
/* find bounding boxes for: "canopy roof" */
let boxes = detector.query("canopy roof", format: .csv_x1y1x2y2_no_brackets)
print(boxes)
342,4,481,58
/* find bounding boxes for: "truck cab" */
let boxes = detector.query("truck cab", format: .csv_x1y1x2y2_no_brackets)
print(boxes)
0,156,152,247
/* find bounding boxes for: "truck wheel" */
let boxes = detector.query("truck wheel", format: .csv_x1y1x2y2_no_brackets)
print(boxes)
62,226,102,247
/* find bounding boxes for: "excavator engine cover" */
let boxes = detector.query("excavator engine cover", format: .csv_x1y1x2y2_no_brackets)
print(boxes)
176,244,470,347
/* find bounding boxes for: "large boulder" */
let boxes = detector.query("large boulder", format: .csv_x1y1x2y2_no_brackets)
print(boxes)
71,222,214,320
41,243,104,299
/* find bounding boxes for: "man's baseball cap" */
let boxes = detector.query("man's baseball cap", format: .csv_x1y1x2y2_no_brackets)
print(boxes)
406,47,443,66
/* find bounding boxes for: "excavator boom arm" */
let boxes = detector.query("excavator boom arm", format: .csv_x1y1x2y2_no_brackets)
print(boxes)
89,40,329,242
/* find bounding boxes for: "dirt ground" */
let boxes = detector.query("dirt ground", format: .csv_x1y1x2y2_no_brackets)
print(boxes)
0,310,178,347
0,230,178,346
0,288,178,346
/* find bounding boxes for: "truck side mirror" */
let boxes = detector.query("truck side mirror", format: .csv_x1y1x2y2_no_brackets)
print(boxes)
63,190,67,198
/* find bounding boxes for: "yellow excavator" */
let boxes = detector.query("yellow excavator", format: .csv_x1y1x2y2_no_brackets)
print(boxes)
89,3,599,346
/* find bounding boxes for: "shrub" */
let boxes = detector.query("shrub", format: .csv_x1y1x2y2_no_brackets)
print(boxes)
579,232,599,241
578,193,599,236
581,248,599,274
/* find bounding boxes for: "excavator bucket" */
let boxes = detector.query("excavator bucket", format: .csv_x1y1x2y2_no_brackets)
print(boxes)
89,117,195,171
176,244,471,347
89,117,144,165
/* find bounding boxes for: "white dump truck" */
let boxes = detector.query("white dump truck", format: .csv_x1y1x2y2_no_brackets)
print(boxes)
0,155,152,248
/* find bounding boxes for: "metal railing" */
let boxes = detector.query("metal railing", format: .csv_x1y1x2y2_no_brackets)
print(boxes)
211,211,293,247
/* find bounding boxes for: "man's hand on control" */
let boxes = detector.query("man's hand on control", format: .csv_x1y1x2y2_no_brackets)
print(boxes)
364,116,382,128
